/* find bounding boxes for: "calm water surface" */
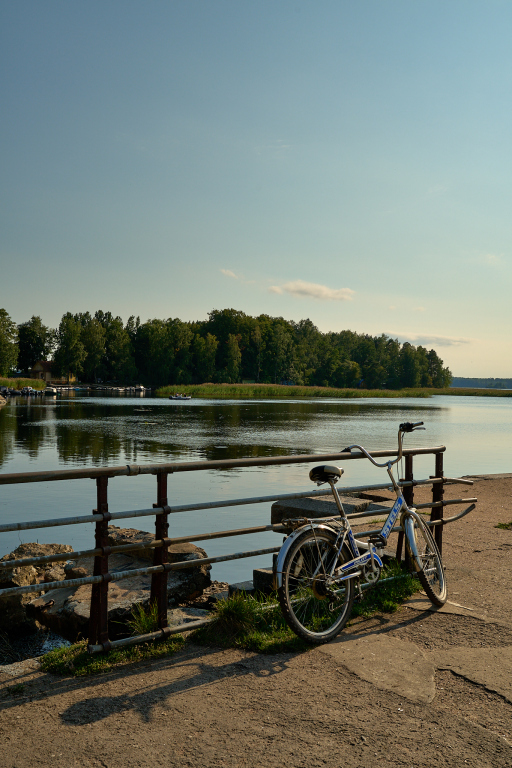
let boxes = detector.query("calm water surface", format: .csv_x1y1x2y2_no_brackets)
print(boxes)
1,394,511,581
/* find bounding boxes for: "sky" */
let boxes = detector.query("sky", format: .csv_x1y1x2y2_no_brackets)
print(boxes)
1,1,512,377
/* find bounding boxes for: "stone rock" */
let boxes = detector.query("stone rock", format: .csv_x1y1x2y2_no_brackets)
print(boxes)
26,527,211,642
64,564,88,580
0,543,72,638
107,526,154,559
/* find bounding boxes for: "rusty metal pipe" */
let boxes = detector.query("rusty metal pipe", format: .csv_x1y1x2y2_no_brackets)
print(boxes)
0,446,446,486
87,618,212,654
0,476,452,535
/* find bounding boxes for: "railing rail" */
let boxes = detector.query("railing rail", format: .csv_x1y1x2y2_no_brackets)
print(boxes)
0,445,476,654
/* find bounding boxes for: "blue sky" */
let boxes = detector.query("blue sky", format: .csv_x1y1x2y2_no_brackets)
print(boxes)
1,1,511,376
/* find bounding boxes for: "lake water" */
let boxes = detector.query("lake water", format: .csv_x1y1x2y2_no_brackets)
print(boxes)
1,394,511,581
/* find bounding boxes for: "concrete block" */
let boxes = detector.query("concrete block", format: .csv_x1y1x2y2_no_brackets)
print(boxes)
228,580,255,596
253,567,276,594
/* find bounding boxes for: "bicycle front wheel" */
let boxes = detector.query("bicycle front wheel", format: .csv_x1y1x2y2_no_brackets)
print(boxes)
405,516,447,606
278,528,355,644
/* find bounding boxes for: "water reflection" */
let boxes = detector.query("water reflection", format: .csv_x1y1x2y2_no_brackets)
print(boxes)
0,395,466,469
1,394,511,581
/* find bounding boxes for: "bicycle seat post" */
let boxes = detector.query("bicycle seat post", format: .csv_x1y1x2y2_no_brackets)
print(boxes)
329,479,347,518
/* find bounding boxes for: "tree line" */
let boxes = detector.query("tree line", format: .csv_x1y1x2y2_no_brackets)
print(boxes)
0,307,452,389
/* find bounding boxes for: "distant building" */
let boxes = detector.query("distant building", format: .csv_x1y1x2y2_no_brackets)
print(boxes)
30,361,76,384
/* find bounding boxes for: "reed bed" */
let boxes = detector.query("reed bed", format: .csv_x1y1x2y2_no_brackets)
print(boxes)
0,377,45,390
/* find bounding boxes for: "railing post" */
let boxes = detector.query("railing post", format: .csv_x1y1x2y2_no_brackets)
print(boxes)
88,476,111,651
431,451,444,554
396,454,414,562
150,472,170,630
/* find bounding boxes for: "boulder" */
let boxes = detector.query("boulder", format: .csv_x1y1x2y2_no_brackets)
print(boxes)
26,527,211,642
0,543,73,638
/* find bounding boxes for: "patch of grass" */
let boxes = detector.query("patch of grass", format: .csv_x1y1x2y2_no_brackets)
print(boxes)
496,521,512,530
351,560,419,619
4,683,25,696
40,635,185,677
194,563,418,651
0,631,20,664
126,601,159,636
193,592,310,653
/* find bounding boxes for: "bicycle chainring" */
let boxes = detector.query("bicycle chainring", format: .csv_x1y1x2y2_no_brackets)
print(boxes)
362,561,382,587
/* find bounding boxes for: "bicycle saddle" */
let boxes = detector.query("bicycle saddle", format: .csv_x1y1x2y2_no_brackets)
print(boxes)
309,465,344,484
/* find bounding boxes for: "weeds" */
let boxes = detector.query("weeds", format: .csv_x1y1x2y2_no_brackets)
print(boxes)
496,521,512,530
352,560,419,619
126,601,159,636
40,635,185,677
193,592,310,653
4,683,25,696
195,561,419,651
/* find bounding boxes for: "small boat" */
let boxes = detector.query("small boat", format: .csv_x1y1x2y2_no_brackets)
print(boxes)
169,393,192,400
43,387,58,396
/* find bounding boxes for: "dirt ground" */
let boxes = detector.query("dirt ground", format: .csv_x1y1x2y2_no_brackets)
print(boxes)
1,475,511,768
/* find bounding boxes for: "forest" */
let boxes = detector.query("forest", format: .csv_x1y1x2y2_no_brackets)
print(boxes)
0,307,452,389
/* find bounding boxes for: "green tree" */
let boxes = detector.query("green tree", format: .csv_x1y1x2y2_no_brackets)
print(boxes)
75,313,106,383
399,343,421,388
94,311,136,383
192,332,218,382
53,313,86,382
225,334,242,383
17,316,55,374
0,309,18,376
427,349,452,388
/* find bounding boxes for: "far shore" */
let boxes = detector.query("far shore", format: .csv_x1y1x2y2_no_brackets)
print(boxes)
2,377,512,400
156,383,512,399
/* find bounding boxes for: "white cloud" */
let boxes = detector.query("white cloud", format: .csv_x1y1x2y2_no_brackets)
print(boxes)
386,331,474,348
480,253,504,266
220,269,239,279
269,280,355,301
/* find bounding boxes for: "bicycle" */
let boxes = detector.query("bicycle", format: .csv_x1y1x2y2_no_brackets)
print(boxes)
276,421,446,644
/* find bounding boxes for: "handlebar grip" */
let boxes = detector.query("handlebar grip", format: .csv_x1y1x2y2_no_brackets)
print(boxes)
399,421,424,432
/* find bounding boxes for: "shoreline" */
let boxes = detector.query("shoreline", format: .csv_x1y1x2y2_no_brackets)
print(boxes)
156,383,512,399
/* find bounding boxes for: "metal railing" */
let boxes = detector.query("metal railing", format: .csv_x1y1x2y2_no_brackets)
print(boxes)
0,445,477,654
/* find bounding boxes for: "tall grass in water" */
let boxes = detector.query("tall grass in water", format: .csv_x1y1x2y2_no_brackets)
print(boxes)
0,377,45,390
157,383,432,400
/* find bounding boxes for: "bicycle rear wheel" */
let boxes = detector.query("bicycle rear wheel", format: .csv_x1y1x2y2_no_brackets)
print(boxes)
405,515,446,606
278,528,355,644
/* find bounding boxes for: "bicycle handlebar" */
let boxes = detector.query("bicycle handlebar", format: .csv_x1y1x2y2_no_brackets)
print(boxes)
399,421,424,432
341,422,426,469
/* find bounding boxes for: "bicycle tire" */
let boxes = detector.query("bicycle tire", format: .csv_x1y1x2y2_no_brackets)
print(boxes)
405,515,447,606
278,527,355,644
